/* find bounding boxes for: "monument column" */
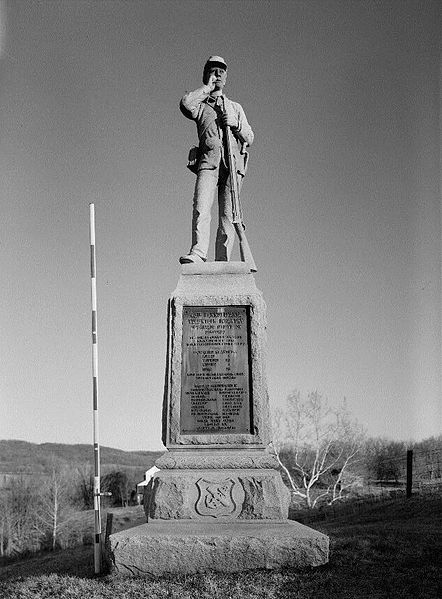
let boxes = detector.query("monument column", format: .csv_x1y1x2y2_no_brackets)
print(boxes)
147,262,290,521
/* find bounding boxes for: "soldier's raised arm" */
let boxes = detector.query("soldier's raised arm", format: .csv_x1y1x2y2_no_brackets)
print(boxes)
180,74,216,120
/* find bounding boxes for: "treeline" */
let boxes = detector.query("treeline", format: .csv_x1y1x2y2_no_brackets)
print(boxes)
278,434,442,507
0,462,150,560
274,391,442,509
364,436,442,483
0,441,163,560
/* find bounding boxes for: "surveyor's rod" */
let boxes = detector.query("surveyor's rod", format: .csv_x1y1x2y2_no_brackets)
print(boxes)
89,203,102,575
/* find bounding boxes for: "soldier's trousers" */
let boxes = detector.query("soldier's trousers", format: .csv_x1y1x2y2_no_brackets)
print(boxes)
189,164,237,261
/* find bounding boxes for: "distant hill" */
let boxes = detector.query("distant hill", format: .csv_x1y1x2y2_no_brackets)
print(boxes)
0,440,162,482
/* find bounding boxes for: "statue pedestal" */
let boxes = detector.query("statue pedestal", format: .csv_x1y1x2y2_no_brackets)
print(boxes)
108,263,329,575
109,520,329,577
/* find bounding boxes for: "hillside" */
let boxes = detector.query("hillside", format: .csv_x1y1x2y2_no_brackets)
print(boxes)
0,440,162,479
0,495,440,597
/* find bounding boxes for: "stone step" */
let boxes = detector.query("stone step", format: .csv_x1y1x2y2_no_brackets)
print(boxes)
108,519,329,577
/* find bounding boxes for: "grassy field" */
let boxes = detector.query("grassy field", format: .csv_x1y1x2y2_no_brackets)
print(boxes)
0,495,440,598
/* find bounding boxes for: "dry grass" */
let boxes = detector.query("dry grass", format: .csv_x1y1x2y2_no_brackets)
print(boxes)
0,496,440,598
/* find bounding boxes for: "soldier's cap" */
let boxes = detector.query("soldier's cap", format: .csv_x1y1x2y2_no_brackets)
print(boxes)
205,55,227,71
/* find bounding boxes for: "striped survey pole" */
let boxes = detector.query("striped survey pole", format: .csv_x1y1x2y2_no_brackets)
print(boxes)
89,203,102,574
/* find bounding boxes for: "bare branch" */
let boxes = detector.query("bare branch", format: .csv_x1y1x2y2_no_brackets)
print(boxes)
272,390,366,509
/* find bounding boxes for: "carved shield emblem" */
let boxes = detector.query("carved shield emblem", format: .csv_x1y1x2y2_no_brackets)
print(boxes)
195,478,237,517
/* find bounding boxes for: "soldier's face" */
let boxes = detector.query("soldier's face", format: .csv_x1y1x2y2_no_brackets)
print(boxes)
209,67,227,90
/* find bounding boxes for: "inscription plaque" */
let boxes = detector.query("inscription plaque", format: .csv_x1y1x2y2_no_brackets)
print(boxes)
180,306,252,434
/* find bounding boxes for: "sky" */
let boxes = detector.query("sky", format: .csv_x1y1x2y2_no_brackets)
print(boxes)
0,0,440,451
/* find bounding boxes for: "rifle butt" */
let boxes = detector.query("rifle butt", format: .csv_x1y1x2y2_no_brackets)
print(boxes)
234,223,257,272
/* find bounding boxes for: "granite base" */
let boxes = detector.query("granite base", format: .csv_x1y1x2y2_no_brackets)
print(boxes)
108,519,329,577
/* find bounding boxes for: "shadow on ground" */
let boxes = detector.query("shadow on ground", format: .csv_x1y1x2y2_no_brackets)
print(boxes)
0,545,97,581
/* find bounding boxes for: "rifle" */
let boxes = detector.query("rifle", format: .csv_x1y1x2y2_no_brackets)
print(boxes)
221,96,257,272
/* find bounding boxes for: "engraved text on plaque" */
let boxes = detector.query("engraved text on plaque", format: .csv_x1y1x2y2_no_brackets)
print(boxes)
180,306,252,434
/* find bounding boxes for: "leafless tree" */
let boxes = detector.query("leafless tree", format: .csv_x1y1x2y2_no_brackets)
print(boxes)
34,465,76,550
0,477,40,557
272,390,365,508
74,462,95,509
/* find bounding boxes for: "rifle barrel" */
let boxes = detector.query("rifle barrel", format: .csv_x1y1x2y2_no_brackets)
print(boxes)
221,96,257,271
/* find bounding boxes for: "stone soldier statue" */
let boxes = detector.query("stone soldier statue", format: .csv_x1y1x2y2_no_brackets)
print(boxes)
179,56,254,265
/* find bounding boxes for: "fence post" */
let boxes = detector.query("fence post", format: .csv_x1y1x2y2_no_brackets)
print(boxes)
105,512,113,544
406,449,413,498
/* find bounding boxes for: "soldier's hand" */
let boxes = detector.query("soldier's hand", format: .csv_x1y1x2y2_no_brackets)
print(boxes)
207,73,217,92
221,111,238,129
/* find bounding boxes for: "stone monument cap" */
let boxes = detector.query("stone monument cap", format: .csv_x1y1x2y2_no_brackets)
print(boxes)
181,262,251,276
